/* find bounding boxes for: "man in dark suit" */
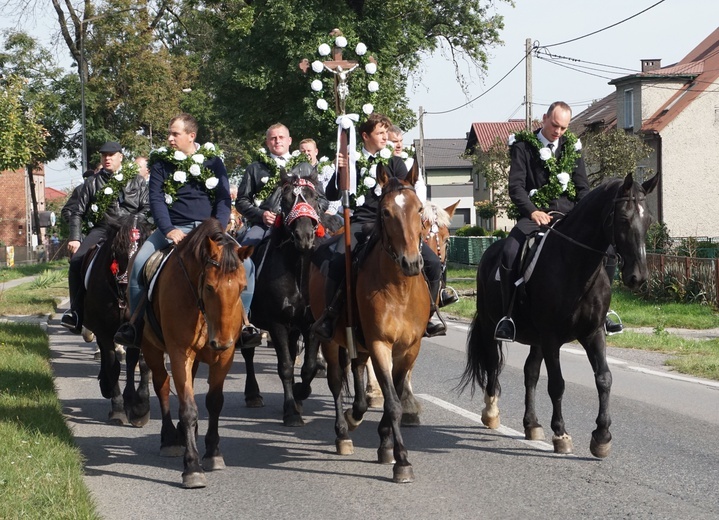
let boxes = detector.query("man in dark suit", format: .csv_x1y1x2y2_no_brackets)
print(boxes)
495,101,623,341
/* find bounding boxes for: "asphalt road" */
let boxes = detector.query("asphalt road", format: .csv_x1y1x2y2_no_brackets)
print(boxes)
49,311,719,520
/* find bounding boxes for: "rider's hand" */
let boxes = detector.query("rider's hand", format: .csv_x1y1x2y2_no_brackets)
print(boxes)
166,228,186,244
262,211,277,226
336,153,347,169
67,240,80,255
530,210,552,226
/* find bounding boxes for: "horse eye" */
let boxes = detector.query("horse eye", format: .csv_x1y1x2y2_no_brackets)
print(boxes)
382,208,391,218
204,284,216,294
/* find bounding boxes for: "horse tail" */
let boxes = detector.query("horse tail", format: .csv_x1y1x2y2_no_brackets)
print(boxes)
457,312,505,397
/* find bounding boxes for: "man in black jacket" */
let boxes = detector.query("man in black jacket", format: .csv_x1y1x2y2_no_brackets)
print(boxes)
312,113,448,340
495,101,621,341
61,141,149,333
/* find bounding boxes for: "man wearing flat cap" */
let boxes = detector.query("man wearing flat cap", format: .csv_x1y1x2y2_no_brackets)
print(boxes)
61,141,150,334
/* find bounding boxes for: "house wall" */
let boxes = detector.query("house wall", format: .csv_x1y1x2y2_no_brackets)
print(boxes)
659,86,719,236
0,169,30,247
426,167,475,227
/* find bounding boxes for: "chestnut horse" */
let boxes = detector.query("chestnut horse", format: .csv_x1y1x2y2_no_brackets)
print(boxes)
460,174,658,458
140,219,253,488
365,199,459,425
83,214,153,426
309,175,429,484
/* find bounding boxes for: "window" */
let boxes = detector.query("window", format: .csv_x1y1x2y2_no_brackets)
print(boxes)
624,89,634,130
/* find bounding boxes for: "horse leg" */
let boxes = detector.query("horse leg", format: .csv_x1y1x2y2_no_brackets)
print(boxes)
477,324,502,430
372,345,415,484
365,358,384,409
171,356,206,489
580,331,613,458
98,339,127,425
345,351,370,431
322,341,354,455
145,346,183,457
400,368,422,427
522,345,545,440
123,347,151,427
202,352,234,472
239,347,264,408
295,328,318,402
542,345,573,454
270,326,304,427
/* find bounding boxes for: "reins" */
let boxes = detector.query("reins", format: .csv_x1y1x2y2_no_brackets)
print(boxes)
176,250,222,325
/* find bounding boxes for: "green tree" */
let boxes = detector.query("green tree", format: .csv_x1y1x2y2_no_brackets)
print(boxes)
582,128,654,186
0,74,46,171
467,137,512,217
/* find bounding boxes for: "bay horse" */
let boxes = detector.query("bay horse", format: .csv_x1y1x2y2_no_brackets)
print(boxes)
459,173,658,458
309,173,429,484
140,219,253,488
240,162,323,426
82,213,153,426
365,199,459,425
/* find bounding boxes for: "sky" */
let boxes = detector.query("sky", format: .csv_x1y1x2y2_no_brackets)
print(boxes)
3,0,718,189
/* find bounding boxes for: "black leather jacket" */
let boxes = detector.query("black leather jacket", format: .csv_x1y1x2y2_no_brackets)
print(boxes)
65,167,149,242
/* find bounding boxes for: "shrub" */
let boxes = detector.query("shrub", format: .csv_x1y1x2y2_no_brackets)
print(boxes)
455,225,486,237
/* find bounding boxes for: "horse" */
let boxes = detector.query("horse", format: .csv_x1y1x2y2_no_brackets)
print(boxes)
459,173,658,458
309,172,429,484
240,162,323,426
364,199,460,425
139,219,253,488
82,213,153,426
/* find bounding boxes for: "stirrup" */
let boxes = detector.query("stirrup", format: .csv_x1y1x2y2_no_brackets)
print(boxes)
494,316,516,342
604,310,624,336
439,286,459,307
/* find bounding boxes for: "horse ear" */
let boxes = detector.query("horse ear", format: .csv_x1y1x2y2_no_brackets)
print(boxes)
445,199,461,218
237,244,254,262
405,157,419,187
622,172,634,192
642,173,659,195
376,163,390,186
280,166,291,184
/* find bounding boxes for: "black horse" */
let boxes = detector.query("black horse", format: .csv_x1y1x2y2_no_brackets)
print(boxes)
82,213,153,426
240,162,323,426
460,173,658,458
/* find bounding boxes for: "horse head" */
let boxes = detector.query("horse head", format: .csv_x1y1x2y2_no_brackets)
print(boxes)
110,214,153,275
179,219,253,351
612,172,659,289
376,175,424,277
279,161,321,252
422,199,459,264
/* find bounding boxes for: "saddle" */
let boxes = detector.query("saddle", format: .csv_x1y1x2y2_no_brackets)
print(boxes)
141,246,175,301
81,242,104,291
495,229,550,289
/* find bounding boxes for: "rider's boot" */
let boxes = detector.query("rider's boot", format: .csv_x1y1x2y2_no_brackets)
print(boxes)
494,264,516,342
605,309,623,335
114,316,144,350
439,269,459,307
61,286,84,335
425,279,447,337
312,277,344,341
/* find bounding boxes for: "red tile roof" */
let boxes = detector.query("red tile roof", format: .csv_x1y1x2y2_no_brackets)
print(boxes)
465,120,540,154
45,187,67,201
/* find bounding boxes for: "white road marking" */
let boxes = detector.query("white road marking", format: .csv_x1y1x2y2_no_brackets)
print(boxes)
416,393,556,453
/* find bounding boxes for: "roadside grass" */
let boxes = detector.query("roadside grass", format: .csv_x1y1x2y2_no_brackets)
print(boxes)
0,261,68,283
0,269,69,316
446,266,719,381
0,323,99,519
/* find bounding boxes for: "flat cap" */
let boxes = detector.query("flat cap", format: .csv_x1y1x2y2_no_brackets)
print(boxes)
99,141,122,154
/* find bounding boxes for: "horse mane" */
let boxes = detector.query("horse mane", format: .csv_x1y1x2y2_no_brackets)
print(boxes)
421,201,451,228
555,177,624,231
109,214,152,260
178,219,240,273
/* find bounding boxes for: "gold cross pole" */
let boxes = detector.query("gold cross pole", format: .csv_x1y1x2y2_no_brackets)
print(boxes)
299,29,375,359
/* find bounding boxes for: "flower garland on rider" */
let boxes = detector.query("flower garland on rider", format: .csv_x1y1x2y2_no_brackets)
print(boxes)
86,160,140,230
253,149,311,205
150,142,223,206
353,144,395,208
508,129,582,212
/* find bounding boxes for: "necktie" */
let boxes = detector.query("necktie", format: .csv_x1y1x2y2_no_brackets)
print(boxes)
548,143,555,155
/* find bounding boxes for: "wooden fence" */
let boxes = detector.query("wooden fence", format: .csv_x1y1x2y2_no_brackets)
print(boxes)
646,253,719,307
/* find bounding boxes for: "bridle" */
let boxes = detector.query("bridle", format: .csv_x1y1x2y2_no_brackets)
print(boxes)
377,184,422,264
278,177,321,243
177,250,234,324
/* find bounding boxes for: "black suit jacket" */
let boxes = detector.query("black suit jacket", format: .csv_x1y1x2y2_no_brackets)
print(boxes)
508,131,590,221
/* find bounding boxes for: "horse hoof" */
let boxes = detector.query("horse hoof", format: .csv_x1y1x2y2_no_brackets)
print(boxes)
335,439,354,455
182,472,207,489
283,415,305,427
552,434,574,454
316,366,327,379
202,455,226,471
481,411,500,429
344,409,363,432
160,445,185,457
392,464,415,484
524,426,545,441
245,396,264,408
590,437,612,458
129,411,150,428
401,413,421,427
377,448,395,464
107,412,128,426
367,395,384,409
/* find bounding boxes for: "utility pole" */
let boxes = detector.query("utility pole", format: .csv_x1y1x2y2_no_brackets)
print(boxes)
525,38,533,131
418,105,426,196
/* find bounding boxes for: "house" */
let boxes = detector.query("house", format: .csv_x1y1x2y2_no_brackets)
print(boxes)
415,138,474,230
464,119,540,232
572,27,719,237
0,165,47,260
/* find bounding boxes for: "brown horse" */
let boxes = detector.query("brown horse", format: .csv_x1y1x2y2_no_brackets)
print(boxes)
365,199,459,424
309,175,429,484
140,219,253,488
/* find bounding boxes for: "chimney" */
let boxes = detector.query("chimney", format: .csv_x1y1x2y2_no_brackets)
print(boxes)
641,59,661,72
